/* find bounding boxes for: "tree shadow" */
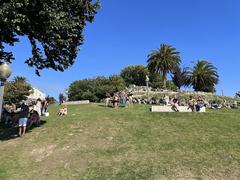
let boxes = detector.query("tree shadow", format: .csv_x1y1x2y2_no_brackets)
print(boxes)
0,120,47,141
98,104,114,108
98,104,128,109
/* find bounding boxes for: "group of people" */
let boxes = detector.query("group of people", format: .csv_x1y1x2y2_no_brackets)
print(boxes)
30,98,49,117
104,92,208,112
187,96,206,112
106,92,133,108
2,98,49,137
157,95,206,112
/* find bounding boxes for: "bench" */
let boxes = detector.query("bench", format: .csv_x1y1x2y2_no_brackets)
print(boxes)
151,106,206,112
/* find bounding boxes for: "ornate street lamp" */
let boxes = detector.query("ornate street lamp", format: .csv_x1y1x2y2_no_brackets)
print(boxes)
145,75,149,103
0,62,12,121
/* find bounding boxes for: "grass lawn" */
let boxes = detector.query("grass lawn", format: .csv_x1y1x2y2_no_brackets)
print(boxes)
1,104,240,179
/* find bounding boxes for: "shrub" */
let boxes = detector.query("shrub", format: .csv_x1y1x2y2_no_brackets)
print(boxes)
68,75,125,102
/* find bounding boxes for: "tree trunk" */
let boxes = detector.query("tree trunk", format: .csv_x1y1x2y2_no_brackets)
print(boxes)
163,71,167,89
163,78,166,89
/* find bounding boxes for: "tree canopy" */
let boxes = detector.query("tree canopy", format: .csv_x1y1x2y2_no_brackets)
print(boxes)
185,60,219,92
171,67,187,90
68,75,125,102
147,44,181,88
120,65,149,86
236,91,240,98
4,76,32,104
0,0,100,75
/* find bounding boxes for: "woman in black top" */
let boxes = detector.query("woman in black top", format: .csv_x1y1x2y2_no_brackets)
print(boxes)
18,103,29,137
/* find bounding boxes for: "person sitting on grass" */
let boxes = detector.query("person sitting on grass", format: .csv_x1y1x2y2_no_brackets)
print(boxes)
125,93,133,107
18,103,29,137
57,106,68,116
171,97,179,112
223,99,231,109
211,101,222,109
195,96,205,112
163,94,169,106
188,96,196,112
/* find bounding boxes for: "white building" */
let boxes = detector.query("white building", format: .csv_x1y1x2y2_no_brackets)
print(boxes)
27,87,46,101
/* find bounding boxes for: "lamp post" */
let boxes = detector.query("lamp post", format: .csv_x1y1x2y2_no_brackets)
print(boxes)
145,75,149,103
0,63,12,121
65,89,69,102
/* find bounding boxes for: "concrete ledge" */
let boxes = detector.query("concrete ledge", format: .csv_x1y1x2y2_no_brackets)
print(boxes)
198,107,206,112
151,106,206,112
63,100,90,105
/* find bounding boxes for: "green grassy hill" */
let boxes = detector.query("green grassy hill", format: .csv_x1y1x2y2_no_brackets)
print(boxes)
1,104,240,179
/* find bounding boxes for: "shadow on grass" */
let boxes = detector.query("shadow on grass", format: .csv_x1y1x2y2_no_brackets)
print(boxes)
0,120,47,141
98,104,128,109
98,104,114,108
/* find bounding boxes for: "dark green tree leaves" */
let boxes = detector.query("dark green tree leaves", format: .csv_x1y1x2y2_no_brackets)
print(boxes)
171,67,188,90
236,91,240,98
0,0,100,75
185,60,219,92
68,75,125,102
120,65,149,86
147,44,181,88
4,76,32,104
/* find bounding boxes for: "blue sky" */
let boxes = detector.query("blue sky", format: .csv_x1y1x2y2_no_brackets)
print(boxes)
6,0,240,98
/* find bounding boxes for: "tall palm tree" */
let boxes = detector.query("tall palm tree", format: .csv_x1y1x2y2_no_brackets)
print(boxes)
147,44,181,88
185,60,219,92
171,67,188,90
236,91,240,98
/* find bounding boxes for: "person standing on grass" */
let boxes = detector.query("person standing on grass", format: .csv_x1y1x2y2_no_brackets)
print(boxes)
188,96,196,112
35,98,42,116
112,93,119,108
41,98,49,115
18,103,29,137
120,91,127,107
105,93,111,107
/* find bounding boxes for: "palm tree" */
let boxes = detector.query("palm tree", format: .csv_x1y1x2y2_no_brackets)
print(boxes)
147,44,181,88
171,67,188,90
185,60,219,92
236,91,240,98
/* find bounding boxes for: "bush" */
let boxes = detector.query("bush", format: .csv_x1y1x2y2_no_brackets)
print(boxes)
120,65,149,86
166,81,178,91
149,74,164,89
82,92,98,102
4,76,32,104
68,75,125,102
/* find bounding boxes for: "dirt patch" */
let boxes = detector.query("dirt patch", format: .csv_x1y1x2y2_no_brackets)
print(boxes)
0,138,21,149
30,144,57,162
